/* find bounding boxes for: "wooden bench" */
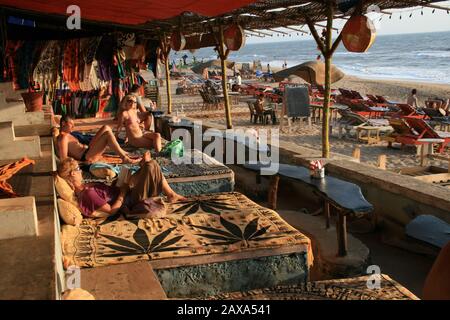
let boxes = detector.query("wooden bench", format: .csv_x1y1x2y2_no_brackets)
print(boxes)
245,163,374,257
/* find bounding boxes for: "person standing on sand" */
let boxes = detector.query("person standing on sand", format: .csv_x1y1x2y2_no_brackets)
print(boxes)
407,89,420,109
267,63,271,73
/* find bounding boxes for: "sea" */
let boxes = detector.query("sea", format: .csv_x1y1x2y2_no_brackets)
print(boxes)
171,31,450,84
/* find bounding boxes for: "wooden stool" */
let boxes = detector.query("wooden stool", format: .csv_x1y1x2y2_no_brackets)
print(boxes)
356,126,380,145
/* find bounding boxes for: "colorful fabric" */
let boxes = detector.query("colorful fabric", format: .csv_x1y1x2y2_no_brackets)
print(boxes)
0,157,35,197
61,192,312,269
33,40,62,90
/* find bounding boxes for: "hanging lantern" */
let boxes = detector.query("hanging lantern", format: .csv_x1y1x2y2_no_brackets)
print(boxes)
223,24,246,51
341,15,377,53
170,31,186,51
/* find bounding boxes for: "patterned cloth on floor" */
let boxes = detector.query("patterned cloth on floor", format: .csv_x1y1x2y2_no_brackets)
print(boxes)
61,192,312,269
204,274,419,300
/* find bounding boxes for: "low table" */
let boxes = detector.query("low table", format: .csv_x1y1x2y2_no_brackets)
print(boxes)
356,126,381,145
245,163,373,257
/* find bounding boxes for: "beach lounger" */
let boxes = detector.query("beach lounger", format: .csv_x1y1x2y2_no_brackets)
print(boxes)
403,117,450,152
386,117,450,153
336,109,391,141
394,104,426,118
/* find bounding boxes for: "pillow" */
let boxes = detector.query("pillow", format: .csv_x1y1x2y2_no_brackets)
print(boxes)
54,175,78,207
89,162,119,180
62,288,95,300
57,198,83,226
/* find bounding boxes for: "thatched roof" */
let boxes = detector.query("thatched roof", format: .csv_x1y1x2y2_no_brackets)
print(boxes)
145,1,448,37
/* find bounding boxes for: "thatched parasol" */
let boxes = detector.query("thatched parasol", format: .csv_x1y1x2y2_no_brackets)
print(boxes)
273,60,345,85
191,59,235,74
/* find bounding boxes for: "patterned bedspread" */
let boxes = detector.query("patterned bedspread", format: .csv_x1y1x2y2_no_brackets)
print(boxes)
83,149,233,183
61,192,312,269
205,275,419,300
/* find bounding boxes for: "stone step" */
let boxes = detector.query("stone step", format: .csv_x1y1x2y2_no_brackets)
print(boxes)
0,197,38,240
79,261,167,300
0,121,41,160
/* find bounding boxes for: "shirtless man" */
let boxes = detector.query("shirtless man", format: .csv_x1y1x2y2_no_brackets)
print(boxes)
57,116,139,164
116,95,162,152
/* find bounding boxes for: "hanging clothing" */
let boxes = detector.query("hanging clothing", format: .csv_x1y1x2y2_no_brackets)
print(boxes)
63,39,80,91
33,40,62,90
96,35,114,81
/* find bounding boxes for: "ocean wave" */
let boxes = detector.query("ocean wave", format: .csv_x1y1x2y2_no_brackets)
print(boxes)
415,51,450,58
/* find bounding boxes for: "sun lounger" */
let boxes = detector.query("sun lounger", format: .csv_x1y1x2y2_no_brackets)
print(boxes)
336,109,391,141
403,117,450,152
385,117,450,153
394,104,426,118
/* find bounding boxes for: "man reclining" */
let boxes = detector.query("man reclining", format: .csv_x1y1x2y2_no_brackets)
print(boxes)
57,115,139,164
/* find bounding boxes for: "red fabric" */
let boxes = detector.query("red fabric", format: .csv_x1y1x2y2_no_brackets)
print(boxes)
0,1,257,25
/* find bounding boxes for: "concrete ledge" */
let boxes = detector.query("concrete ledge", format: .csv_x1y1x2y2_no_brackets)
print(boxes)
0,121,41,160
80,261,167,300
0,93,46,127
0,197,38,240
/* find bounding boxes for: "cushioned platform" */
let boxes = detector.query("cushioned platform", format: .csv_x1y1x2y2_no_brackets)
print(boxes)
83,149,235,196
61,192,312,269
205,274,419,300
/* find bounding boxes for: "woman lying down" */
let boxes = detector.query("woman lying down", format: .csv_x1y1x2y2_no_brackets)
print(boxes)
57,151,186,218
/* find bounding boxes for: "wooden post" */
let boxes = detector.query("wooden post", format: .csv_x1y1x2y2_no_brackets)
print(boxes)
352,147,361,162
324,201,331,229
377,155,387,170
268,175,280,210
322,4,333,159
165,58,172,114
336,211,348,257
159,36,172,114
217,25,233,129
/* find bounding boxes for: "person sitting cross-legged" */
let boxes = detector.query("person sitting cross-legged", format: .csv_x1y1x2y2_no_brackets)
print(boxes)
57,115,139,164
57,152,186,218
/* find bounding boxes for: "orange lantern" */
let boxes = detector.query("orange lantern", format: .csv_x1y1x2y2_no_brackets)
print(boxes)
341,15,376,53
223,24,246,51
170,31,186,51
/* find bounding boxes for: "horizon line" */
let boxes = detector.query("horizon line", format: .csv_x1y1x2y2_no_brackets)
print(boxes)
246,29,450,45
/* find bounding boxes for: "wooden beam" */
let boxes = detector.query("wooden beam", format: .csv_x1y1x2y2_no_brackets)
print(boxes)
218,25,233,129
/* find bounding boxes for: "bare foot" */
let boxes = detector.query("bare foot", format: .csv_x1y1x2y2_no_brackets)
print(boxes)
167,193,187,203
122,155,141,164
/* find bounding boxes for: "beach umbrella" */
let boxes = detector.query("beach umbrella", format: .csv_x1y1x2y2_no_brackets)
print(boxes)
273,60,345,85
191,59,235,75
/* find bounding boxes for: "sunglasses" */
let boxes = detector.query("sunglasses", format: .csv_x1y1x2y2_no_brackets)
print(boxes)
127,99,137,104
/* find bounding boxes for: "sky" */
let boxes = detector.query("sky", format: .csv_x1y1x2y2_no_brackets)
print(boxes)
246,1,450,44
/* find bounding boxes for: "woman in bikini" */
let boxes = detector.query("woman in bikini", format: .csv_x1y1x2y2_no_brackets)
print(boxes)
116,96,162,152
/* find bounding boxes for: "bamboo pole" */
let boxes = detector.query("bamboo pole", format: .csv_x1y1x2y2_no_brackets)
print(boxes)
165,58,172,114
322,2,334,159
218,25,233,129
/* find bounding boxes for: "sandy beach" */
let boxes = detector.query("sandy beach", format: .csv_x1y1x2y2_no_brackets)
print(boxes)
160,73,450,173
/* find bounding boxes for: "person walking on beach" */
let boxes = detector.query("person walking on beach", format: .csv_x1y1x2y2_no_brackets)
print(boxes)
267,63,271,73
407,89,420,109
